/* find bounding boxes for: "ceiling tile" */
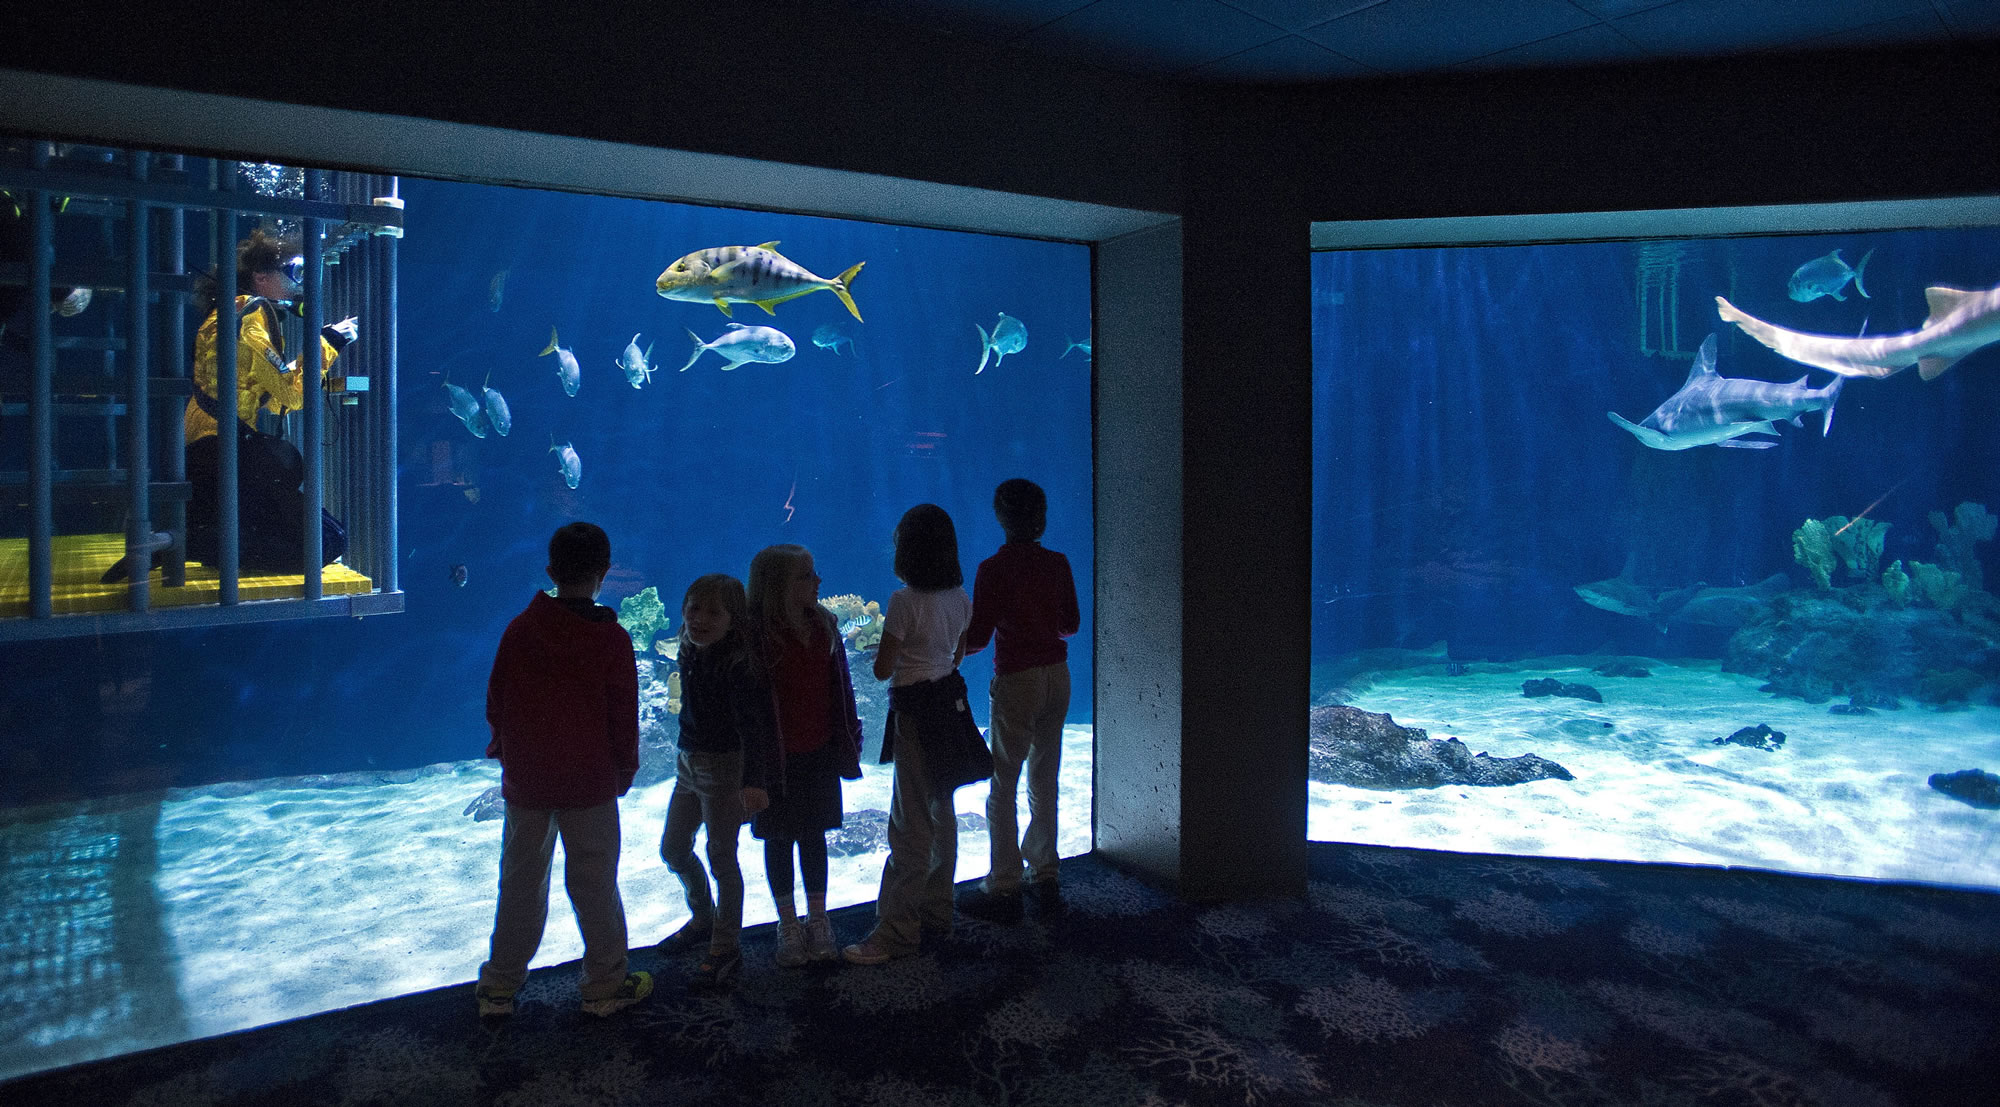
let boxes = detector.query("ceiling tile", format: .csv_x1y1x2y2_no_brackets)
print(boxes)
1612,0,1937,55
1566,0,1679,17
1452,22,1653,71
1938,0,2000,34
1806,11,1956,50
1018,0,1293,74
1215,1,1387,33
1302,0,1599,71
1188,33,1379,79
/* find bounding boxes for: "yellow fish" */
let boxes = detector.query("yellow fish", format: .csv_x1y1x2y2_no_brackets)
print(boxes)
656,241,863,322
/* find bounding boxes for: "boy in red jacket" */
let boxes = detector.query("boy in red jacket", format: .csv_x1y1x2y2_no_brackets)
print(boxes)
474,522,652,1018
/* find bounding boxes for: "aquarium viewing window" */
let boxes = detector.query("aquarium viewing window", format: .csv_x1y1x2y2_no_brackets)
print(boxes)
0,102,1112,1078
1309,199,2000,892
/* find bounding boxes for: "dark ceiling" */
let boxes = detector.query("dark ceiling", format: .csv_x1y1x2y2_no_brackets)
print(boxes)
856,0,2000,82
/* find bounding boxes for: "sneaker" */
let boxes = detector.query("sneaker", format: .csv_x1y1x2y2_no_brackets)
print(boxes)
657,917,712,953
959,886,1024,924
774,919,810,968
581,971,653,1017
840,938,902,966
1027,880,1066,918
803,916,839,962
689,948,742,993
474,985,515,1018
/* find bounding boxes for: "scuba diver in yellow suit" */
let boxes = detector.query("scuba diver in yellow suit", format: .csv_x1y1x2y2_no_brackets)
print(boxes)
180,228,359,575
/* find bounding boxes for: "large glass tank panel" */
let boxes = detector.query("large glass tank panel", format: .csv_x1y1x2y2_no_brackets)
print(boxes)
0,167,1092,1079
1311,225,2000,888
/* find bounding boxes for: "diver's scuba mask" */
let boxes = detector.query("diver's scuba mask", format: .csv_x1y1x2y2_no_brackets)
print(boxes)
281,255,306,286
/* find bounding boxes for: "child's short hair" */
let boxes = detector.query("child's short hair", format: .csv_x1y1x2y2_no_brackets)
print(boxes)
547,522,611,586
993,478,1047,542
893,503,963,591
681,573,749,659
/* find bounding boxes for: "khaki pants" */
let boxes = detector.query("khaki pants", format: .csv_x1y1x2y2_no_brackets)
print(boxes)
659,749,747,951
984,662,1069,893
476,799,629,1001
868,710,959,953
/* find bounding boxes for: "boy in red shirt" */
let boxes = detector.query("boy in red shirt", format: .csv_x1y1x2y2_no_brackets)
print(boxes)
960,479,1081,922
474,522,652,1017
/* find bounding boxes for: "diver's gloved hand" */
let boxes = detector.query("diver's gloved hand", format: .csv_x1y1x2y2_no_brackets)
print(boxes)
322,316,359,350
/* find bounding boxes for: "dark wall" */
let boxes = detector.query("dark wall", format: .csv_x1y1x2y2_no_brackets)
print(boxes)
0,2,1184,217
1299,41,2000,221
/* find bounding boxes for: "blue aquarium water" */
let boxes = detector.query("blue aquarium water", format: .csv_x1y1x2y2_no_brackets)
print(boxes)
0,165,1093,1079
1310,229,2000,888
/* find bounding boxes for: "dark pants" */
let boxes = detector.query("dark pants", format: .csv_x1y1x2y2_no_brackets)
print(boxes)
185,430,346,572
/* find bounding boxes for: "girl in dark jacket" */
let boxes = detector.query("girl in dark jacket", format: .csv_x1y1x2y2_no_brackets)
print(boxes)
746,544,864,968
657,574,776,991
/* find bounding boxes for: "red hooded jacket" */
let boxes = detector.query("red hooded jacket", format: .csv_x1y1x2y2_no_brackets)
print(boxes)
485,591,640,809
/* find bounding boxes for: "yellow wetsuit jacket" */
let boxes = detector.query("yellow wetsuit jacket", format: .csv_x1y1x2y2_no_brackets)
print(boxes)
184,295,341,444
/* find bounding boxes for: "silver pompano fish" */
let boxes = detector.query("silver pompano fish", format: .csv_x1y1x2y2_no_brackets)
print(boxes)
681,324,797,371
1607,333,1842,451
549,438,581,489
481,373,512,437
540,326,581,396
812,324,854,356
656,241,864,322
1719,283,2000,380
976,312,1027,375
1788,248,1872,302
443,374,488,438
616,333,655,388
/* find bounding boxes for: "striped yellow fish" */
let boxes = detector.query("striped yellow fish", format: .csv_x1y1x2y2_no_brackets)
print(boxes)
655,241,863,322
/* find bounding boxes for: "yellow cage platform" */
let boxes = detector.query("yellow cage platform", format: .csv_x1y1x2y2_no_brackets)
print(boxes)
0,533,373,619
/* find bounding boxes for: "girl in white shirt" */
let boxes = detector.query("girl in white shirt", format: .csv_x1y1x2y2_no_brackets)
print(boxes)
843,504,973,965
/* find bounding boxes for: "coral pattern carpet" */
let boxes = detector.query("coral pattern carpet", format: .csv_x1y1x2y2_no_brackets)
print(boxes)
7,842,1995,1105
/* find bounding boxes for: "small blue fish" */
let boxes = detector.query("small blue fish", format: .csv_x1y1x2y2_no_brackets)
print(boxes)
812,324,855,356
681,323,797,371
449,563,469,587
488,269,508,312
540,326,581,396
616,333,655,389
976,312,1027,375
481,373,512,437
549,437,582,489
1788,248,1873,303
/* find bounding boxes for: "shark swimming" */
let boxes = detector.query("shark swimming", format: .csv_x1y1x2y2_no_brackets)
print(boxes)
1607,334,1843,451
1717,282,2000,381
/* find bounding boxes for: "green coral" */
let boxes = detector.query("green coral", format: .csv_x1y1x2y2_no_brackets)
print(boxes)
1908,561,1966,612
1929,501,1995,592
1791,519,1834,590
1881,560,1910,607
618,586,670,653
1825,515,1889,581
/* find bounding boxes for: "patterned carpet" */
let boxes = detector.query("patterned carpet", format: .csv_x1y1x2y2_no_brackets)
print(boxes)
9,842,1996,1106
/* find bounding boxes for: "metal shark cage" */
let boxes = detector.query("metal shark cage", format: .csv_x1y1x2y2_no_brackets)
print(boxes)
0,141,402,640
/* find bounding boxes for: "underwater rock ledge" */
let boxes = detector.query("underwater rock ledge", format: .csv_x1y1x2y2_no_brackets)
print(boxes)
1309,705,1574,790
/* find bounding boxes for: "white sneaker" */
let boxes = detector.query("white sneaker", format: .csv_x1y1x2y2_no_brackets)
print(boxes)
804,915,839,961
774,919,810,968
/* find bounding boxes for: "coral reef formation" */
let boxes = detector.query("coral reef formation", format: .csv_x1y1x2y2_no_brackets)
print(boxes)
821,593,884,651
1731,503,2000,705
1308,705,1574,789
1930,502,1995,591
618,586,669,653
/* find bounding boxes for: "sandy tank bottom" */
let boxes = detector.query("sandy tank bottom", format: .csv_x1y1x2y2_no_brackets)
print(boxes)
0,727,1094,1082
1313,658,2000,886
